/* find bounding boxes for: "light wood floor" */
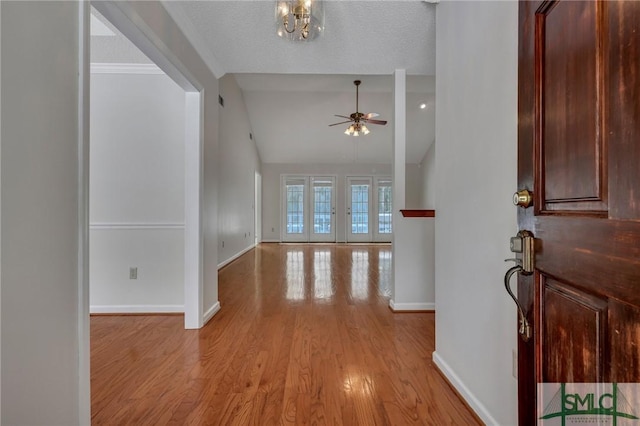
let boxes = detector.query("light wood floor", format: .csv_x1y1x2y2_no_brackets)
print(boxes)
91,243,481,425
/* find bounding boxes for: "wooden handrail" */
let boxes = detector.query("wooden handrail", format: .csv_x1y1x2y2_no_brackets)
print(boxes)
400,209,436,218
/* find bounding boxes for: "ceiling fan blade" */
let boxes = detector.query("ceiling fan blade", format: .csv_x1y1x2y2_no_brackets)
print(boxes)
363,118,388,125
329,120,353,127
364,112,379,119
334,114,352,120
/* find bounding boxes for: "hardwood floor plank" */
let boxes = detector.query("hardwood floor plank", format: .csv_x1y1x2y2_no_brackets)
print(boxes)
91,243,481,425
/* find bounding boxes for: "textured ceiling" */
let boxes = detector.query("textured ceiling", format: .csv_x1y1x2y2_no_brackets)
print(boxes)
91,1,437,165
91,8,153,64
164,1,436,76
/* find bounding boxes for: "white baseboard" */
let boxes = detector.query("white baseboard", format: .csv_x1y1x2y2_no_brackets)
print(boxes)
89,222,185,230
260,239,279,243
90,304,184,314
218,244,256,269
203,301,221,325
432,351,497,425
389,300,435,311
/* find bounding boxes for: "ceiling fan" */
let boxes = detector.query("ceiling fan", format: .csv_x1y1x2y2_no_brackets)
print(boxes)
329,80,387,136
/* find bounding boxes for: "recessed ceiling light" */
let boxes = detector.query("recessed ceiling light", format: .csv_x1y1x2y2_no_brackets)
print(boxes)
420,103,427,109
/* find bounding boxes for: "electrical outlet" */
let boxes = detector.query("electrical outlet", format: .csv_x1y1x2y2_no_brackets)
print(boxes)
129,267,138,280
272,227,275,232
222,241,225,248
512,349,518,378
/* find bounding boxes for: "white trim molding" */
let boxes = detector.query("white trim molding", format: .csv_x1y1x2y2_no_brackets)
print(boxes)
78,3,92,423
389,300,435,312
89,222,185,230
432,351,497,425
90,62,163,75
90,304,184,314
203,301,221,325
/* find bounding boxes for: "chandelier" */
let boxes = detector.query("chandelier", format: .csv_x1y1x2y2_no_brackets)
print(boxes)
275,0,324,41
344,122,370,137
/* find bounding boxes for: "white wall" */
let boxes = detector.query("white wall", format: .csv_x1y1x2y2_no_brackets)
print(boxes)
405,163,422,209
1,2,85,424
218,75,261,267
419,142,436,209
90,71,186,313
433,1,518,425
261,163,391,242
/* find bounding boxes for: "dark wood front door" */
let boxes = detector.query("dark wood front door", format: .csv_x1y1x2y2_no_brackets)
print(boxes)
518,1,640,423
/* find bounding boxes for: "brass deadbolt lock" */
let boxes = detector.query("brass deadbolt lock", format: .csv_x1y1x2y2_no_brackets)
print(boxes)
513,189,533,208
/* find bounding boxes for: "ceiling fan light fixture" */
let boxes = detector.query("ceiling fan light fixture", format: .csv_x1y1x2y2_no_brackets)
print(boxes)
329,80,387,136
344,121,370,137
275,0,324,41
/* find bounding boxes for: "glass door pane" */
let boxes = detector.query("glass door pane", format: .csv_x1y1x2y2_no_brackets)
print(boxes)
282,176,308,242
310,177,335,242
347,177,372,242
374,178,392,242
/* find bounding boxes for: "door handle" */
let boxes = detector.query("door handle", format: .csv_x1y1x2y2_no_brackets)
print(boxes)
513,188,533,208
504,265,531,342
504,230,535,342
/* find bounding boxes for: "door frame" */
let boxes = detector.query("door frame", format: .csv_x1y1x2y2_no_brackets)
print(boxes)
92,1,205,331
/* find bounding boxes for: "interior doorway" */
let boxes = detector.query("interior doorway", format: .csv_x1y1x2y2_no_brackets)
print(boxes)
89,4,204,329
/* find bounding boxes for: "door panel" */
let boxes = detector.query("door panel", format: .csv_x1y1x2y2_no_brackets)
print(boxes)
541,277,607,383
310,176,336,242
282,176,308,242
347,177,372,242
518,1,640,423
537,0,606,212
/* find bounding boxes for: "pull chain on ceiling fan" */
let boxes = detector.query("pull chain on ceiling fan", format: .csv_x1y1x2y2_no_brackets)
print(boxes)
329,80,387,136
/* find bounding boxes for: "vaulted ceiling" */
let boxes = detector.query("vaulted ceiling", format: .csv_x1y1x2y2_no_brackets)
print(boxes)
91,1,437,164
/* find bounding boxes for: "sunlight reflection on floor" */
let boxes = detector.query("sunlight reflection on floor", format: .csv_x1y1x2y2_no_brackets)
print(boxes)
284,245,392,303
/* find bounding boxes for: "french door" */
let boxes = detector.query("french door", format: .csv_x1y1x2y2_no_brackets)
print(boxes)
347,177,393,243
282,175,336,242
